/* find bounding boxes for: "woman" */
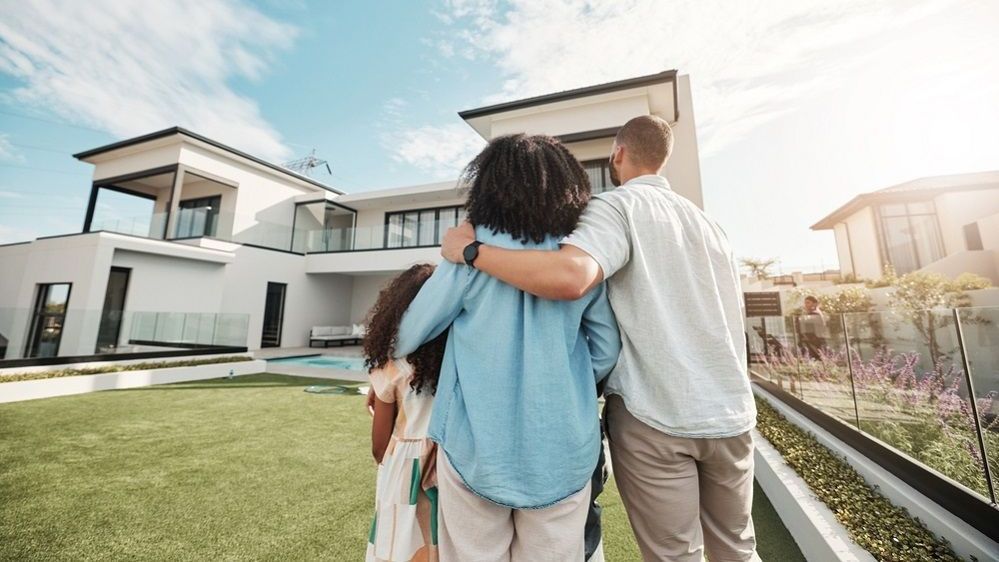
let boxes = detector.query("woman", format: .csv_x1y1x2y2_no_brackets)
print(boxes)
393,134,621,561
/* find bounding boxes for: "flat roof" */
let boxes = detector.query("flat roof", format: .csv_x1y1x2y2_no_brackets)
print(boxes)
458,70,678,120
810,170,999,230
73,126,344,195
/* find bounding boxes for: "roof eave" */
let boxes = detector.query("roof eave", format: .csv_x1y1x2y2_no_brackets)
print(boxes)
73,127,344,195
458,70,678,120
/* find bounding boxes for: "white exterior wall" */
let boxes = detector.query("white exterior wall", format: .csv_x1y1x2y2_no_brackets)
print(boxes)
977,211,999,251
349,274,395,324
833,223,854,277
491,92,651,138
666,75,704,209
842,207,883,280
933,189,999,254
177,144,327,249
90,143,181,181
219,245,352,349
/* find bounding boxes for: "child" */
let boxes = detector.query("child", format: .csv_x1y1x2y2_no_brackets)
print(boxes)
363,264,445,562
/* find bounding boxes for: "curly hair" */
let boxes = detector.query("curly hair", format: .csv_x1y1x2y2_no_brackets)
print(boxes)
363,264,446,395
462,134,592,244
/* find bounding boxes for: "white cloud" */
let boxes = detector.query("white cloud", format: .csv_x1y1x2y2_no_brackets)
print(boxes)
0,0,297,162
417,0,972,156
388,123,485,179
0,133,24,162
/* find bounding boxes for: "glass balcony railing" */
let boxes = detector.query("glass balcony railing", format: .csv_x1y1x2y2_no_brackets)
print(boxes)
0,307,249,362
88,209,459,254
296,219,457,253
748,306,999,503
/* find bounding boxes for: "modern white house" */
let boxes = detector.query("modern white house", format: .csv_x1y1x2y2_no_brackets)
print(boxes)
811,171,999,283
0,70,703,362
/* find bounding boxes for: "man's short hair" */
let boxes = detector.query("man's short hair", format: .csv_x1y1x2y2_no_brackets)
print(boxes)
615,115,674,170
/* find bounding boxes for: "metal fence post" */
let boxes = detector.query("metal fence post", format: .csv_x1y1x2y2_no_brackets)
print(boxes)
952,307,997,505
841,314,862,429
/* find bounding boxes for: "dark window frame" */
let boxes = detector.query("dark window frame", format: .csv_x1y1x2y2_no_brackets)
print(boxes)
95,267,131,353
174,195,222,238
383,205,466,249
581,159,614,194
25,282,73,359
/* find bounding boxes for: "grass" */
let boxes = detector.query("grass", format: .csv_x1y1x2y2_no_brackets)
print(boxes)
0,374,802,560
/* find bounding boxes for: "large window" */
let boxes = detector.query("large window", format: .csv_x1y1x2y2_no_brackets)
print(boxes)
582,159,614,194
25,283,72,358
385,206,466,249
175,196,221,238
877,201,945,274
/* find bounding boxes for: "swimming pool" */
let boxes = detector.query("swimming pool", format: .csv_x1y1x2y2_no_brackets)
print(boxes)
269,355,367,372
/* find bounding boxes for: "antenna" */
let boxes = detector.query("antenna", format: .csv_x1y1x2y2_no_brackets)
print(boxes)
283,149,333,178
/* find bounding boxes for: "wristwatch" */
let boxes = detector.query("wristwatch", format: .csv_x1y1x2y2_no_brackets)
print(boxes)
463,241,483,268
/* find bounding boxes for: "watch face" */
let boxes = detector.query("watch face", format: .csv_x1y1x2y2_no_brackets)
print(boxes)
463,243,478,263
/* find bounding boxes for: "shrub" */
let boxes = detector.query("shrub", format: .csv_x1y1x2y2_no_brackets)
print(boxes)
0,356,254,383
755,397,962,561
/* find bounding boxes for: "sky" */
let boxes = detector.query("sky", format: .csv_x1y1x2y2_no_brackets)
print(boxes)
1,0,998,272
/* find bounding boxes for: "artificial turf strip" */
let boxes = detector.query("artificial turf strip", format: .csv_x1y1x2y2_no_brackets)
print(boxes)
754,397,961,562
0,374,802,560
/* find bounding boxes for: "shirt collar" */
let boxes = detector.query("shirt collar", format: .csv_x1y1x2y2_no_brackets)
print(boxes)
622,174,671,190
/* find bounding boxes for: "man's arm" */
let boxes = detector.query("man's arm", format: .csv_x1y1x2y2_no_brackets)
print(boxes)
440,222,603,301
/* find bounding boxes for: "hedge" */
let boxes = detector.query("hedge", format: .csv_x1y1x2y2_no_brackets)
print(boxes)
755,397,964,562
0,356,254,383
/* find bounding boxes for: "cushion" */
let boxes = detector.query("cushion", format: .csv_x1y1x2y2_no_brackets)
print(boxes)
312,327,334,337
329,326,350,336
351,324,365,337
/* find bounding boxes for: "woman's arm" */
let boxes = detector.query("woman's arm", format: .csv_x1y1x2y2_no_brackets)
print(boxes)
393,260,470,358
581,283,622,382
371,395,396,464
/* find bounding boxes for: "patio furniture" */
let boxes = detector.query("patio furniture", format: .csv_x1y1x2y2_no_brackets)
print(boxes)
309,325,364,347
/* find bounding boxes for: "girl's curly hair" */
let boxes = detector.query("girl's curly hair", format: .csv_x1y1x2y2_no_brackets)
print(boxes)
363,263,446,395
462,134,592,243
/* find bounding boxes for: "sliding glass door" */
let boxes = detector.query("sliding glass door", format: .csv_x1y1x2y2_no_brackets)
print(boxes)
25,283,72,358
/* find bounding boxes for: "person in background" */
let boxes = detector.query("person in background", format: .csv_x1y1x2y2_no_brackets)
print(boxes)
439,115,759,561
798,295,828,359
393,134,621,562
363,264,447,562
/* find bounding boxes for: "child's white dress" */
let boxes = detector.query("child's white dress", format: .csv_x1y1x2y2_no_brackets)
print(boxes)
366,358,438,562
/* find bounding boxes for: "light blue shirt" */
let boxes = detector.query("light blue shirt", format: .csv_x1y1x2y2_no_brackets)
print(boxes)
395,225,621,509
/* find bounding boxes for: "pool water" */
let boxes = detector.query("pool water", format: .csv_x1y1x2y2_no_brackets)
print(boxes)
269,355,367,372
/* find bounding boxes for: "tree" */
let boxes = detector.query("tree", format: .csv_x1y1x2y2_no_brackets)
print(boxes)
741,257,778,280
887,271,991,362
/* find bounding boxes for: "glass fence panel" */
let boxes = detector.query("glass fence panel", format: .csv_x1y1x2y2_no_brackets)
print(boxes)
846,309,989,499
794,312,858,427
957,306,999,498
92,212,168,239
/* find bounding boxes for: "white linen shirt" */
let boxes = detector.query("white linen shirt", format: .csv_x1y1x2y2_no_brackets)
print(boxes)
562,174,756,438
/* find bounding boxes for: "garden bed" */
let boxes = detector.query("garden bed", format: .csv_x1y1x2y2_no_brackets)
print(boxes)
754,395,962,561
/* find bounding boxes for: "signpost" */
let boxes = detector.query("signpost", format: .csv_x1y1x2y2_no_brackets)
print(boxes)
744,292,783,361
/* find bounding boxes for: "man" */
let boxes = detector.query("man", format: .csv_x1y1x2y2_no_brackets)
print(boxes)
798,295,828,359
440,115,759,561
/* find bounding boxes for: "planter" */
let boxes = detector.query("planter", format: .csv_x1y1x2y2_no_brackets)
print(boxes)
0,359,266,404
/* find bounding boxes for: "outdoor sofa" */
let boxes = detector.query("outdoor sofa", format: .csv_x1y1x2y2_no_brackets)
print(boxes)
308,325,364,347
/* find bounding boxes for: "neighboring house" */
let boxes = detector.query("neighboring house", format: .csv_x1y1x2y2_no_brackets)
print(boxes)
811,171,999,283
0,70,703,361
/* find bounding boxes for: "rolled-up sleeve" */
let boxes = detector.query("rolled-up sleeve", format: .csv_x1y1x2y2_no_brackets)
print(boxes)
561,196,630,280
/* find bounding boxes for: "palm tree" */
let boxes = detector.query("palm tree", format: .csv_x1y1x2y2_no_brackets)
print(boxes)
741,257,777,281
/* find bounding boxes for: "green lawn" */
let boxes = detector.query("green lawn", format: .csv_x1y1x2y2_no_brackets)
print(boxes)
0,374,802,561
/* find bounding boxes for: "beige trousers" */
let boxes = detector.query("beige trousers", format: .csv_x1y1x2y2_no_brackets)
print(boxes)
436,453,591,562
606,395,759,562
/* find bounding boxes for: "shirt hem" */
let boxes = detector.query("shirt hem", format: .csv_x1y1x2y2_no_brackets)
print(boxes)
607,392,757,439
438,447,590,511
